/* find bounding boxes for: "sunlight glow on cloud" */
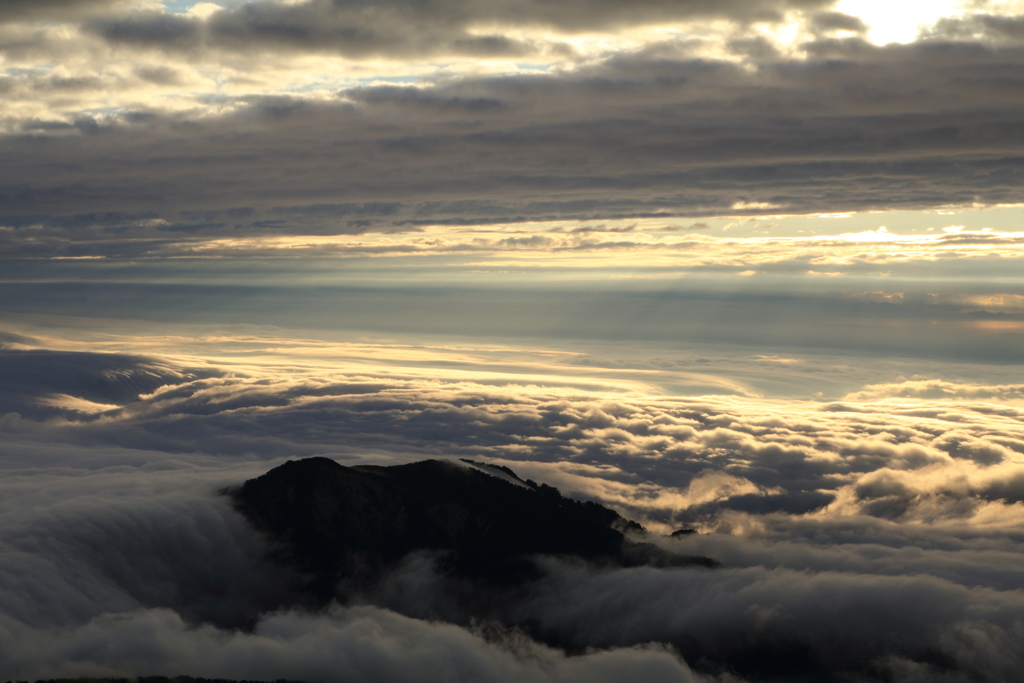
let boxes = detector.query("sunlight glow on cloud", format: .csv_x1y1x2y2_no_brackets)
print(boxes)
130,222,1024,277
185,2,224,19
836,0,963,43
2,1,1024,679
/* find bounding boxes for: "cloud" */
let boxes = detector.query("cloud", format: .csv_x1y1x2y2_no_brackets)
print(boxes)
0,0,128,24
89,11,204,51
0,330,37,349
1,606,706,682
844,379,1024,402
923,12,1024,44
808,11,868,35
82,0,833,59
2,1,1023,679
5,33,1024,233
7,268,1024,370
3,347,1022,530
515,559,1024,681
0,466,300,631
0,349,220,420
2,344,1024,681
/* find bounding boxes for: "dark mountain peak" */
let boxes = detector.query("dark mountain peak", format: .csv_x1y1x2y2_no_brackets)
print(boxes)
459,458,531,485
230,457,715,603
670,527,698,537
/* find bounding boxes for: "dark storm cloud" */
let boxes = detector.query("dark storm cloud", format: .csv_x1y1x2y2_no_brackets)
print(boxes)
5,36,1024,237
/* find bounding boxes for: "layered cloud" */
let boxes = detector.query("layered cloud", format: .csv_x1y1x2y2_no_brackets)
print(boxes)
5,43,1024,229
2,3,1024,231
2,343,1024,680
4,346,1023,529
7,212,1024,263
0,349,217,419
85,0,830,59
3,606,707,683
3,1,1024,678
845,379,1024,402
0,0,129,23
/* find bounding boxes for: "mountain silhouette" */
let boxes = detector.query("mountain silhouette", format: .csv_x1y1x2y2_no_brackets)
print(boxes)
229,457,715,602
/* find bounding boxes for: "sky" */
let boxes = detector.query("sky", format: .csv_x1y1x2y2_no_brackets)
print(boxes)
2,1,1024,681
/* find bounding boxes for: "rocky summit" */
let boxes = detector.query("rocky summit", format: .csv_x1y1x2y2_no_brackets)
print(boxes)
229,457,714,602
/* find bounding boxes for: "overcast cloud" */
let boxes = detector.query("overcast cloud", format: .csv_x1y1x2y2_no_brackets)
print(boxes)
2,3,1024,233
4,42,1024,232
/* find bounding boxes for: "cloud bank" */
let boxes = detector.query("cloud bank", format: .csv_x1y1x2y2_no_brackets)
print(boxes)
5,43,1024,232
2,3,1024,234
87,0,833,59
2,344,1023,680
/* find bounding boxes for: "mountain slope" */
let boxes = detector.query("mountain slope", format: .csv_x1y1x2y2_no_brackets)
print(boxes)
230,457,713,601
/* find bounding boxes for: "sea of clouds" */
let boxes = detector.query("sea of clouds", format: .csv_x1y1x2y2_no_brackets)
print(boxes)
1,344,1023,681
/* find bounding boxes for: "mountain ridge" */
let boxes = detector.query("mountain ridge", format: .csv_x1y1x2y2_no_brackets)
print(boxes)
228,457,715,603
